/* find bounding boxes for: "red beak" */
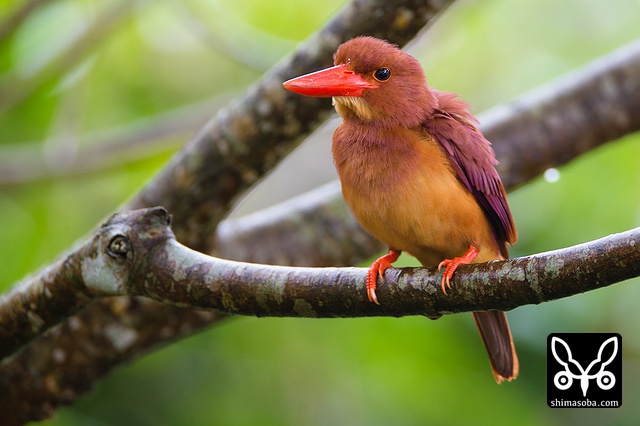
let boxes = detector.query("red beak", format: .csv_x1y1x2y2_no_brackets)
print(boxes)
283,64,378,98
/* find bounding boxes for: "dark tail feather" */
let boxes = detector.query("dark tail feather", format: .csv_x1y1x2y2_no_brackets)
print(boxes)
472,311,519,383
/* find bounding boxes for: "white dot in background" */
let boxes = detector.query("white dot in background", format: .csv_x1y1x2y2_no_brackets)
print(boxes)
544,168,560,183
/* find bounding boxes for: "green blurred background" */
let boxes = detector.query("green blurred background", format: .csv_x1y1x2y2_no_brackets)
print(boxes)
1,0,639,424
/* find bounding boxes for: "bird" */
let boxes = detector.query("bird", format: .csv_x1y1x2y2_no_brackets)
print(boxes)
283,36,518,383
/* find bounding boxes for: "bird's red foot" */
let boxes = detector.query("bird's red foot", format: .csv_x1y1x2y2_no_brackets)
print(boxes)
366,249,401,305
437,245,479,295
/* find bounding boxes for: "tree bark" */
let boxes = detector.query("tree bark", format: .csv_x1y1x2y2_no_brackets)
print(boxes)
3,208,639,356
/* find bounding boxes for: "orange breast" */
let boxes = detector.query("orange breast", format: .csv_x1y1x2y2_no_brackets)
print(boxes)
332,124,502,266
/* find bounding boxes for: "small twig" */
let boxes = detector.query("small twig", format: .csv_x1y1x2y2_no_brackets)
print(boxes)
0,94,235,186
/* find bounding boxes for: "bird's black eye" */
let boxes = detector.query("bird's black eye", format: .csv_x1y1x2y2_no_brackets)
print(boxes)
373,68,391,82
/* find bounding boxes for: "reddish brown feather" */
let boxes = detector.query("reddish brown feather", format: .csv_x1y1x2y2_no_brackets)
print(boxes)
472,311,519,383
425,91,517,251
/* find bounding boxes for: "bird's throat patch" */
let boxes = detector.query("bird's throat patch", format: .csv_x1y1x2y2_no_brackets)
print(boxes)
333,96,379,121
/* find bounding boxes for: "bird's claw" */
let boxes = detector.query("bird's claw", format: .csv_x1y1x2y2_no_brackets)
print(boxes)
437,245,479,295
366,286,379,305
366,259,389,305
437,258,457,295
366,249,401,305
365,264,382,304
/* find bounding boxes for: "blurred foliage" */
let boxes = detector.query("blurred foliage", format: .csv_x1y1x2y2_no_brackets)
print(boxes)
0,0,639,424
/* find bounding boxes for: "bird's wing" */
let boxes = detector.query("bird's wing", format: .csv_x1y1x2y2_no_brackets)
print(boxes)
422,91,517,249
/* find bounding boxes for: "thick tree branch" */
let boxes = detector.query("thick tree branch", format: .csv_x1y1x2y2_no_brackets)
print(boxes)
137,220,640,318
3,207,639,361
0,208,173,359
0,298,221,426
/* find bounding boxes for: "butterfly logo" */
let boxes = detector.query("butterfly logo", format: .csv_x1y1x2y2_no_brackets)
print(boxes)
551,336,618,397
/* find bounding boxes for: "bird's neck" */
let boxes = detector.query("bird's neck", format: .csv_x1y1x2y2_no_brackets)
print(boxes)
331,122,423,194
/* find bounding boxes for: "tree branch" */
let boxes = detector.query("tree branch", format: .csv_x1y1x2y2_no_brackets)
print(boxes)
3,207,639,361
137,218,640,318
215,181,385,266
0,208,173,359
487,38,640,190
0,94,235,186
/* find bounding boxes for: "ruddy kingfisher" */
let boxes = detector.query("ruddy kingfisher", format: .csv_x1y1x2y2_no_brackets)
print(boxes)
283,36,518,382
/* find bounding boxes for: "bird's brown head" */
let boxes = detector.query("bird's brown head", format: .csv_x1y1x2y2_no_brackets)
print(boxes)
283,36,437,128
